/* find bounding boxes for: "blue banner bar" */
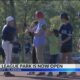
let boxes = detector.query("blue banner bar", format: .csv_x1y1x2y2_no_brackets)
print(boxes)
20,68,80,72
0,68,80,72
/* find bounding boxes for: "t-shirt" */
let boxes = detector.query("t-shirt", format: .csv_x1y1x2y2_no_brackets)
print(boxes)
59,23,73,47
48,34,60,55
2,25,16,42
33,19,47,47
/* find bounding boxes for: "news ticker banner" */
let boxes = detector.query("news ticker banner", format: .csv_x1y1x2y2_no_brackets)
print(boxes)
0,64,80,72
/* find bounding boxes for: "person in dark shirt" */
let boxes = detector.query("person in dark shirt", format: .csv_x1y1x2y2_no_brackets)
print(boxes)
2,16,16,77
2,26,16,42
57,12,75,77
59,13,73,63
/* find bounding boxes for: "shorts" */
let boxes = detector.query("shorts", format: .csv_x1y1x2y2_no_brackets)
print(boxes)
60,45,72,53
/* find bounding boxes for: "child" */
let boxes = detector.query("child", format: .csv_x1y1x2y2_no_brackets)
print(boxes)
57,12,75,77
26,20,38,75
28,21,38,63
24,38,31,55
47,29,60,76
25,20,38,63
12,40,21,63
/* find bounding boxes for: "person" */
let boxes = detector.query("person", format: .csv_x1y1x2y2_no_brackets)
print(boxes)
24,30,32,63
12,39,21,63
29,21,38,64
56,12,74,77
24,38,31,55
12,40,21,54
28,11,48,75
47,29,60,76
2,16,16,77
26,20,38,75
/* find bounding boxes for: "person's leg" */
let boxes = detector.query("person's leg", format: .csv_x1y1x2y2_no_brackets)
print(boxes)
2,41,15,77
2,42,12,64
57,52,68,77
67,52,74,63
56,53,61,63
35,45,45,75
32,46,37,63
60,52,68,63
48,54,60,76
27,47,36,75
35,45,45,63
8,43,13,63
47,55,53,76
53,54,59,63
58,51,75,77
67,52,76,77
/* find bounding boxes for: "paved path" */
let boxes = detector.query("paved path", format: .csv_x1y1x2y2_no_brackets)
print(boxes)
0,72,80,80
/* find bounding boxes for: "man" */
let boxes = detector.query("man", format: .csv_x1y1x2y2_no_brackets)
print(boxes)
2,16,16,77
31,11,48,75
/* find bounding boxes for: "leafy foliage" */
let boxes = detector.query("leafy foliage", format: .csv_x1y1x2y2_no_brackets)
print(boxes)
0,0,80,52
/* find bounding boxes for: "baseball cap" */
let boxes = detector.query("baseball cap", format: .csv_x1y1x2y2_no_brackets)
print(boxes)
35,11,44,18
60,12,69,20
6,16,14,22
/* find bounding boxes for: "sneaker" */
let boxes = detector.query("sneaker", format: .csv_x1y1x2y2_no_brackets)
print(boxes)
47,72,53,76
36,72,45,76
57,72,67,78
4,72,15,77
68,72,77,78
27,72,35,75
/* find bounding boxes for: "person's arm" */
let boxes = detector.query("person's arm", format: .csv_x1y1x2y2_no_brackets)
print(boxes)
52,29,59,37
61,36,71,44
34,24,47,36
34,30,42,36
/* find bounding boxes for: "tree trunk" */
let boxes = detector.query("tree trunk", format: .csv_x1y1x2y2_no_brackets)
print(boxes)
1,0,8,21
9,0,15,18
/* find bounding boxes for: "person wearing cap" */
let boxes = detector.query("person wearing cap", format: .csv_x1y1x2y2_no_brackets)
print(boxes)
33,11,48,75
2,16,16,77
